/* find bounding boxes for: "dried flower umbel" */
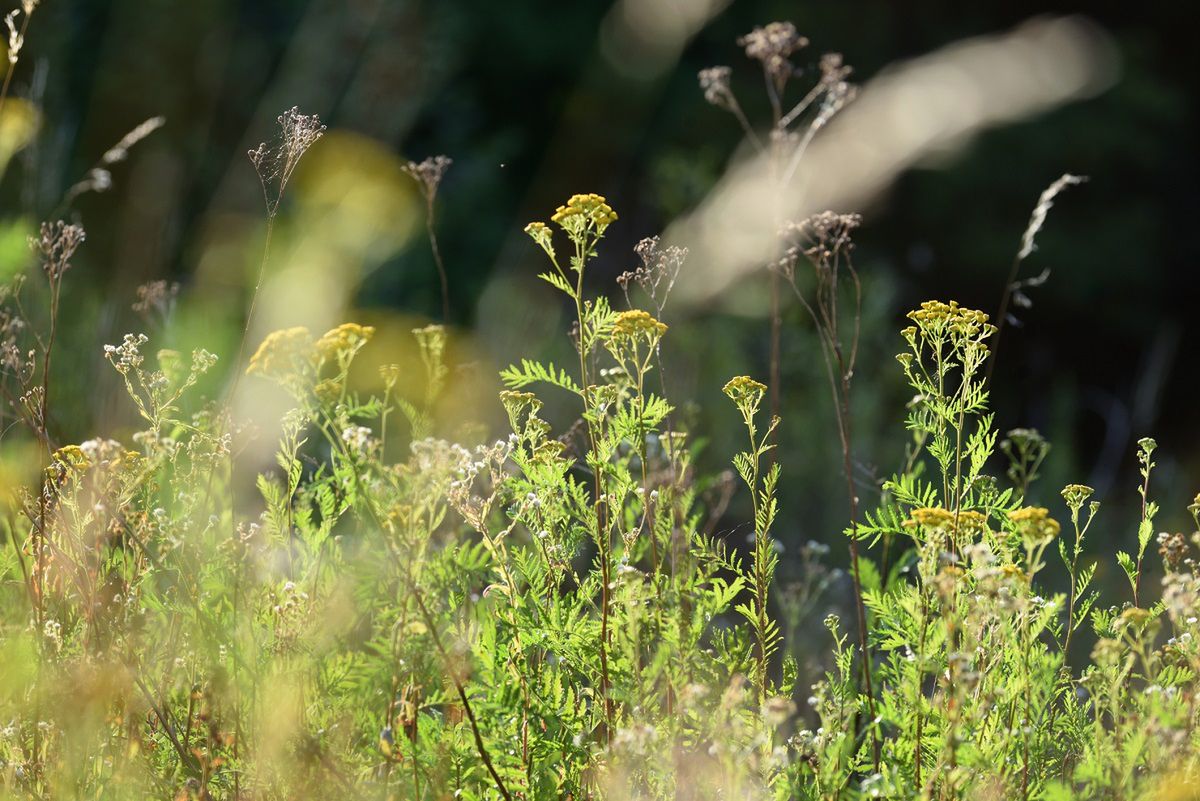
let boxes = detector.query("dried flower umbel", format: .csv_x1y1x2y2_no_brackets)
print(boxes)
617,237,686,316
698,21,859,429
132,279,180,324
403,155,452,205
248,106,326,217
30,221,85,280
232,106,325,405
738,21,807,96
403,155,454,320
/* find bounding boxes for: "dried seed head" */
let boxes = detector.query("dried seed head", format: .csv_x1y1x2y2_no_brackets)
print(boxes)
818,53,852,85
738,22,807,90
132,280,181,320
5,10,24,65
102,116,166,165
1018,173,1086,262
248,106,326,216
618,236,687,313
30,221,86,280
698,66,735,111
403,155,453,203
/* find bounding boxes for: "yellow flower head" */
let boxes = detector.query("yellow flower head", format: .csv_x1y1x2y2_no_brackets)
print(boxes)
524,222,556,259
611,310,667,341
550,193,618,229
316,323,375,362
1009,506,1060,544
1115,606,1155,632
1061,483,1095,511
905,300,995,340
722,375,767,411
50,445,90,472
247,326,315,378
904,506,956,530
314,379,342,404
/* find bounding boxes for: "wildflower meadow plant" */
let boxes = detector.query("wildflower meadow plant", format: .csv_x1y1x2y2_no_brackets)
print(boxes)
0,17,1198,801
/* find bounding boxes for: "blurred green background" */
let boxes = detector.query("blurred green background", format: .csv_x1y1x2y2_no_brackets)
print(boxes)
2,0,1197,613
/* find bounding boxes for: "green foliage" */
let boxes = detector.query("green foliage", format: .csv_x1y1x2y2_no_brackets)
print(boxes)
1,20,1199,801
5,186,1199,800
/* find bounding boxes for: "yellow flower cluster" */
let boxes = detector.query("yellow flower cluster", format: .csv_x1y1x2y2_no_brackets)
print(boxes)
906,300,995,338
1061,483,1095,510
611,310,667,340
904,507,990,545
905,506,956,530
247,326,315,377
49,445,90,472
523,221,556,259
316,323,375,361
1009,506,1060,543
1116,607,1154,630
550,193,618,227
722,375,767,409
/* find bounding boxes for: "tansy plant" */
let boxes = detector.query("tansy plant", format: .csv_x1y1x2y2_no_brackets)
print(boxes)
2,33,1200,801
2,187,1199,801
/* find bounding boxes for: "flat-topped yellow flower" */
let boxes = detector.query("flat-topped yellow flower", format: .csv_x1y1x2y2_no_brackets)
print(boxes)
612,310,667,340
524,221,556,259
906,300,995,339
316,323,375,361
247,326,314,377
722,375,767,410
1061,483,1095,511
1009,506,1060,544
550,193,618,228
904,506,955,530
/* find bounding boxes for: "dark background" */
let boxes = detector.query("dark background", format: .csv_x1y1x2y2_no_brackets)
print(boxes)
3,0,1197,603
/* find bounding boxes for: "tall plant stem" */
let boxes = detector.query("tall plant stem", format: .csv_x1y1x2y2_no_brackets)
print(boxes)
425,197,451,321
984,252,1021,386
838,373,881,770
768,269,781,429
412,590,514,801
219,214,274,798
571,247,612,741
227,217,275,404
